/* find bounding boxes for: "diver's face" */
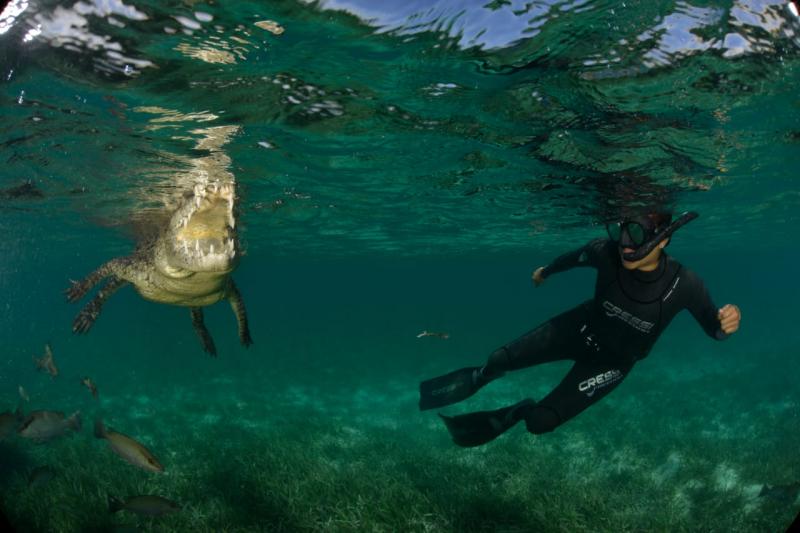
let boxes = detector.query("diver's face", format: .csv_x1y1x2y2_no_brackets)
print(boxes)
607,215,663,270
619,239,667,271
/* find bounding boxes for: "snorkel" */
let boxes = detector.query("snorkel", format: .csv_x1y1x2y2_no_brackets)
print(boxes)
608,211,699,262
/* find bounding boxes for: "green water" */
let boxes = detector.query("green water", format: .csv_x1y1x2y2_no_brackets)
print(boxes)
1,0,799,531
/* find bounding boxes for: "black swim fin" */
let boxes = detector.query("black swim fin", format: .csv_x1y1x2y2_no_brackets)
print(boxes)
419,366,502,411
439,398,535,447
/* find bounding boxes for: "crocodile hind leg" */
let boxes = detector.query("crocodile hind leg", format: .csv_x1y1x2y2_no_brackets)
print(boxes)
72,276,128,333
190,308,217,357
227,279,253,347
66,258,133,303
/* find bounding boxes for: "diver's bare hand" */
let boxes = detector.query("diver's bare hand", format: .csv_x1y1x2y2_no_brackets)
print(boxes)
718,304,741,334
532,267,546,287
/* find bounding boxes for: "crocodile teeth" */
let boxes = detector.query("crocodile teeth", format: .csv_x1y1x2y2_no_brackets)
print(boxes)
210,244,214,254
195,240,200,252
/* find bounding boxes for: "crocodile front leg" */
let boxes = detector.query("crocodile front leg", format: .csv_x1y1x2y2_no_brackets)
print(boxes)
227,279,252,347
66,257,135,303
190,307,217,357
72,276,128,333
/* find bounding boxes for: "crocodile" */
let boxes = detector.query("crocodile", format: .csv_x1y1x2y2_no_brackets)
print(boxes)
66,181,252,356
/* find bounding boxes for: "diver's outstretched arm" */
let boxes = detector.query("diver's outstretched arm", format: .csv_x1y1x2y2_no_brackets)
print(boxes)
72,276,128,334
190,308,217,357
227,279,253,348
66,257,134,303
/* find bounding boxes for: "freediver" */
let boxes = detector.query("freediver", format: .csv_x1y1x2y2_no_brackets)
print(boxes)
419,211,741,447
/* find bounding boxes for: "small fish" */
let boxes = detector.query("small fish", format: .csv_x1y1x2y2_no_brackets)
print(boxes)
27,465,57,487
18,385,30,402
759,482,800,503
0,181,44,200
108,495,181,517
81,377,99,399
18,410,81,443
416,330,450,340
95,419,163,473
33,344,58,378
0,407,24,440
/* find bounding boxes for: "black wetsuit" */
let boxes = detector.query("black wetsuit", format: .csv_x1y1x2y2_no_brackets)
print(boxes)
485,238,728,435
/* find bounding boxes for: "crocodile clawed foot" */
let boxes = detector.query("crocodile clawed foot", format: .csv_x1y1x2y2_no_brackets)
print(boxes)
240,330,253,348
197,330,217,357
65,279,87,303
72,309,98,334
203,341,218,358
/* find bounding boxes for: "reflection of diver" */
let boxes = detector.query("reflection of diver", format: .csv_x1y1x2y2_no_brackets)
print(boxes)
66,182,252,356
420,212,741,447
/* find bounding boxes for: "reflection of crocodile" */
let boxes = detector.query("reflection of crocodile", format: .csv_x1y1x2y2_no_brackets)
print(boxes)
66,181,251,356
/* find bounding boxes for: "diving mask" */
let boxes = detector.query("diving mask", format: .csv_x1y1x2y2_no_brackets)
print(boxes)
606,211,699,262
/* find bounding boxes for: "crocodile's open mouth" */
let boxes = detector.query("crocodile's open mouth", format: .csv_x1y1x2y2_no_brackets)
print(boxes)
166,181,238,273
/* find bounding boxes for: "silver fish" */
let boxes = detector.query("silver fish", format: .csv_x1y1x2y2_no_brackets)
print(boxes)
108,495,180,517
80,377,99,399
33,344,58,378
95,419,163,473
416,330,450,339
18,410,81,442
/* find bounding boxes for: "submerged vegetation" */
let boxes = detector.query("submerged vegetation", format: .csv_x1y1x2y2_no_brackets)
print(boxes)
1,353,797,532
